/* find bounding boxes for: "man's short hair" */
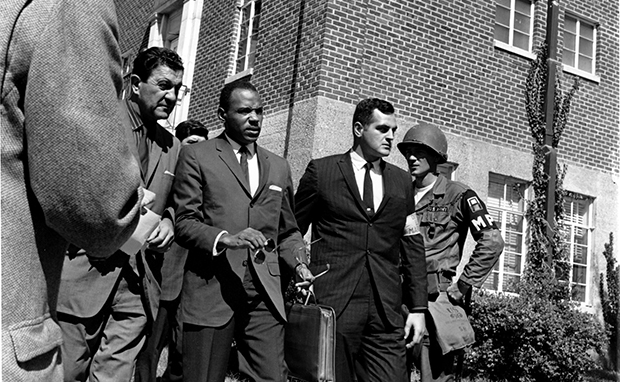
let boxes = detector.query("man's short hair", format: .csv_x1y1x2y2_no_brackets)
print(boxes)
219,81,258,112
352,98,395,128
132,47,184,82
175,119,209,142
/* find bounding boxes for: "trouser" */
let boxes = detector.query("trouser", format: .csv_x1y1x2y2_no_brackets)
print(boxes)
134,298,183,382
335,265,408,382
182,260,287,382
59,275,148,382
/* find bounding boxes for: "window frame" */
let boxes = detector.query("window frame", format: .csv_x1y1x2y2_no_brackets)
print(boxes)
483,173,530,293
558,192,595,305
493,0,536,60
232,0,261,77
561,13,600,83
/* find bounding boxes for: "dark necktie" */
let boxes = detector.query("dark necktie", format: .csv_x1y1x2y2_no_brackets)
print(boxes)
363,162,374,216
239,146,250,183
136,127,149,177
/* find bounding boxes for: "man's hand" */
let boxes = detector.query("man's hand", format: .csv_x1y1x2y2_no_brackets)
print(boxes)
294,263,315,289
404,312,425,349
217,228,267,252
147,217,174,252
447,279,471,306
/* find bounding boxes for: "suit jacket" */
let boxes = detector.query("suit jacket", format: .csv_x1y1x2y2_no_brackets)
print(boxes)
294,153,428,328
1,0,142,380
172,134,304,327
57,100,180,322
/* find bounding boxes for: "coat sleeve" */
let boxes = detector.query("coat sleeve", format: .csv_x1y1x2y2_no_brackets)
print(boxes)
459,189,505,288
275,162,306,270
24,0,142,258
172,145,225,256
294,160,320,236
400,181,428,311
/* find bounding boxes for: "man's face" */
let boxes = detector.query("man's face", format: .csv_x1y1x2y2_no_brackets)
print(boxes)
219,88,263,146
403,146,437,179
181,135,207,146
357,109,397,162
133,65,183,122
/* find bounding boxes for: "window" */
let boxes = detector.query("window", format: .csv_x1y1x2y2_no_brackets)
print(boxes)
494,0,535,57
562,15,598,80
483,174,529,292
234,0,261,74
558,193,594,303
438,162,458,181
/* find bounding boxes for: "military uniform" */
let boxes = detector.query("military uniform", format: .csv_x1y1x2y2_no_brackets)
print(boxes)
413,174,504,382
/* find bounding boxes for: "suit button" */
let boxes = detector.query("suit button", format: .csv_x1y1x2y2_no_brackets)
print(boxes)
242,260,248,266
368,223,373,227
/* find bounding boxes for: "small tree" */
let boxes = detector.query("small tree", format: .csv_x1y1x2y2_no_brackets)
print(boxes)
599,233,619,371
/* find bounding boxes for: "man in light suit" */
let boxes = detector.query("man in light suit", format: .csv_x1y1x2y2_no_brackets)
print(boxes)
294,98,428,382
1,0,143,380
171,81,314,382
57,47,183,382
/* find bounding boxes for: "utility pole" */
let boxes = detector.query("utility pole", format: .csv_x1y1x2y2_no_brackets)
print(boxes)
542,0,560,266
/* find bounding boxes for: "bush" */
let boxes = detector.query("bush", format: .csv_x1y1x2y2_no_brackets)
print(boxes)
464,287,606,382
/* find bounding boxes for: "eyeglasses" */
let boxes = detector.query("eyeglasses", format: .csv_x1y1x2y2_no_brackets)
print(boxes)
253,238,277,264
253,237,323,265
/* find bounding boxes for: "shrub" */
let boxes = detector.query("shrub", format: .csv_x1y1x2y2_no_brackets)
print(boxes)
464,287,606,382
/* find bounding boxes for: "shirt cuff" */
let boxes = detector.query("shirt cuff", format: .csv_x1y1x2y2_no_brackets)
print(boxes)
213,230,228,256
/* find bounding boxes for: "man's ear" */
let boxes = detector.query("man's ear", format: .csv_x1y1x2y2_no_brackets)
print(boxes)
353,121,365,138
217,107,226,122
130,74,141,96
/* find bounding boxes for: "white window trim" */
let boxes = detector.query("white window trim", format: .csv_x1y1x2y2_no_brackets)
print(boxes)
562,194,595,306
494,0,536,60
561,15,600,83
231,0,260,76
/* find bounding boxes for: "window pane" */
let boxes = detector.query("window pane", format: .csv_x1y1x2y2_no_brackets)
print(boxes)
565,16,577,33
235,57,245,74
513,31,530,50
514,13,531,33
494,25,510,44
578,56,593,72
483,272,499,290
573,264,587,284
252,14,261,36
579,38,593,57
503,252,522,273
506,212,524,232
574,244,588,265
515,0,531,15
564,32,576,51
497,0,511,7
504,232,523,254
495,6,511,27
562,51,575,66
571,284,586,302
580,23,594,40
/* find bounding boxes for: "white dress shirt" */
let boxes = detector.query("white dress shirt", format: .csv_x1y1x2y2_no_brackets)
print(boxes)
350,150,383,210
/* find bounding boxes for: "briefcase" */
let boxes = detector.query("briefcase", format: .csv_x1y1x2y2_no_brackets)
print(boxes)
285,300,336,382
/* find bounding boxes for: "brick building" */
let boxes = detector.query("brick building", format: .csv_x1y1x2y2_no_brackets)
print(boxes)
114,0,619,313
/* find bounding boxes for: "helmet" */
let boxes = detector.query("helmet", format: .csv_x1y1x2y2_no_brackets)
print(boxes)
397,122,448,163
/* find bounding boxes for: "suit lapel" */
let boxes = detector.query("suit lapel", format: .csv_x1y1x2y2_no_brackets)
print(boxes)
253,145,270,202
145,134,163,188
215,136,252,197
337,153,371,218
375,160,392,217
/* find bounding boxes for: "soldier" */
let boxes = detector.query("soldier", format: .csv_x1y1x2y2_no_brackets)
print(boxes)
397,123,505,382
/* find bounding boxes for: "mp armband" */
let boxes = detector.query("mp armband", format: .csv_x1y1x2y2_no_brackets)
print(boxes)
403,213,421,236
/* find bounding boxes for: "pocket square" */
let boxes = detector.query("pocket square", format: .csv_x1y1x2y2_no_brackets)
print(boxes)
164,170,175,176
269,185,282,192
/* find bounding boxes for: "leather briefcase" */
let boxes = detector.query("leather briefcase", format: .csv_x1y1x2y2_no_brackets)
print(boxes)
285,301,336,382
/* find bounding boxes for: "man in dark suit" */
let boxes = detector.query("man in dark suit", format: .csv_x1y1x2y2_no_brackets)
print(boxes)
134,119,210,382
171,81,314,382
57,47,183,382
1,1,143,380
294,98,428,382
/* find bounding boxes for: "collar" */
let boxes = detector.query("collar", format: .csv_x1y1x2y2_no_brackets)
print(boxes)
126,98,145,132
350,150,380,172
432,174,448,196
225,133,255,156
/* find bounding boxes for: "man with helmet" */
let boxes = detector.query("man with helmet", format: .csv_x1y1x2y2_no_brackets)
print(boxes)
397,123,504,382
